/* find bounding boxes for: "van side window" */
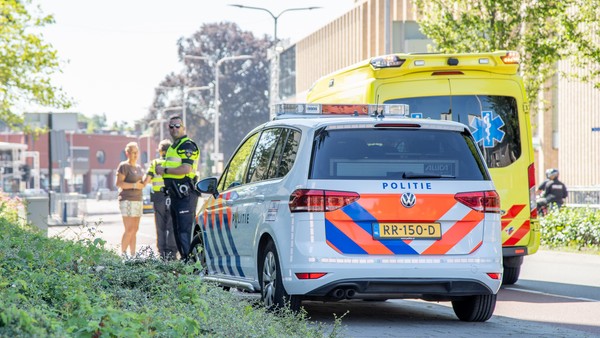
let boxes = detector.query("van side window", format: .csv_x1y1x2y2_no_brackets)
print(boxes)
247,128,282,183
269,129,300,179
220,132,259,190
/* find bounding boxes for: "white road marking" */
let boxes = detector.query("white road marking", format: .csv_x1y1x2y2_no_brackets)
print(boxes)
504,287,598,302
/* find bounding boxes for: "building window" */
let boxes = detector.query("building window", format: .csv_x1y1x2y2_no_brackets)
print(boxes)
96,150,105,164
279,45,296,100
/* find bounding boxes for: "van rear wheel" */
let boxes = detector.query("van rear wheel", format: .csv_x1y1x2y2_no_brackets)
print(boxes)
502,256,523,285
259,241,301,311
451,294,496,322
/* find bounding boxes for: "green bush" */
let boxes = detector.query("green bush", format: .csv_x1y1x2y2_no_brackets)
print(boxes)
540,206,600,250
0,211,340,337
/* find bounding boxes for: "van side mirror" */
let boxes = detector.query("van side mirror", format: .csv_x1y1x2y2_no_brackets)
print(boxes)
196,177,219,197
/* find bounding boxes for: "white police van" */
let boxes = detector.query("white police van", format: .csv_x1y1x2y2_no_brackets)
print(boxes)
193,103,502,322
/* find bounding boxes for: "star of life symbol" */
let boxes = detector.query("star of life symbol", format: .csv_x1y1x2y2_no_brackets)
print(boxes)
470,111,506,148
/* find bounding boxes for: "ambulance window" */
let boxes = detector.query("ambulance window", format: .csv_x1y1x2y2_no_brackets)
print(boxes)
219,132,259,191
385,95,521,168
247,128,282,183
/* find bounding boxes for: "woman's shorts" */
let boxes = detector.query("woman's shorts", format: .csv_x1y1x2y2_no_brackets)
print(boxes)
119,200,143,217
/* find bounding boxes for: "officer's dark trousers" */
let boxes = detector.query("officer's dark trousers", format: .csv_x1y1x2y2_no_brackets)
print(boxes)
151,192,177,259
169,192,199,259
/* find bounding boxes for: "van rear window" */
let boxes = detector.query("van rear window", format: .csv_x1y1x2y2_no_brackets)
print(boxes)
385,95,520,168
310,129,489,180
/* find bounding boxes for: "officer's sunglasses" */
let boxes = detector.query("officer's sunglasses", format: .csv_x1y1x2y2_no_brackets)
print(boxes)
169,124,182,129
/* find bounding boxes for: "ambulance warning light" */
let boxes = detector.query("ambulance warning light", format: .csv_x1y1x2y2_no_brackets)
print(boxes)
500,51,520,64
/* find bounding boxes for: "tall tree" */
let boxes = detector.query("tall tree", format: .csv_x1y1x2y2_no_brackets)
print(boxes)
148,22,270,162
413,0,600,109
0,0,71,127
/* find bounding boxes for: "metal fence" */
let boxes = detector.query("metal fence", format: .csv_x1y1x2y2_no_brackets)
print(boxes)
566,187,600,208
49,192,87,224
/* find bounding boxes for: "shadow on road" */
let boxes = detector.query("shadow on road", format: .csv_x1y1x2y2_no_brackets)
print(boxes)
504,279,600,302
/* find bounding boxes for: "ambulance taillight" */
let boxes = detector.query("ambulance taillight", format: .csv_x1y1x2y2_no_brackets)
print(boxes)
529,163,537,218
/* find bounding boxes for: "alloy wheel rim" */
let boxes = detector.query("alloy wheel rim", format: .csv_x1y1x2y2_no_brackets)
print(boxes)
262,251,276,307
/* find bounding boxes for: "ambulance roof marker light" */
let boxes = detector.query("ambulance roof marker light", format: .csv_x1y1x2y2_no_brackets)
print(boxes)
500,51,520,64
479,58,490,64
414,60,425,66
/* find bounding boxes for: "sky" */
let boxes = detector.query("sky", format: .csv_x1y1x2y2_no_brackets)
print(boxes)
31,0,357,125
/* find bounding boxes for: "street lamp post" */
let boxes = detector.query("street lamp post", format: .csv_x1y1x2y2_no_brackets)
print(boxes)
182,55,210,127
229,4,321,48
229,5,321,117
213,55,253,174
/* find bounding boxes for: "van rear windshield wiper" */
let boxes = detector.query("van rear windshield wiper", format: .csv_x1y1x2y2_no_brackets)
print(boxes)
402,172,456,179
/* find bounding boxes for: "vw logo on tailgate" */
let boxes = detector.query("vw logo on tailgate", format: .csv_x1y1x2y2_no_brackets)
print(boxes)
401,192,416,208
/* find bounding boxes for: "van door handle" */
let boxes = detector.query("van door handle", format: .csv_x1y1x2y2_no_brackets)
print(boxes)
256,195,265,203
225,199,234,206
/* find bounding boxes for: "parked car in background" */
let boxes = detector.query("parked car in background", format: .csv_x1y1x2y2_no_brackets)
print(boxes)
96,188,115,201
142,185,153,214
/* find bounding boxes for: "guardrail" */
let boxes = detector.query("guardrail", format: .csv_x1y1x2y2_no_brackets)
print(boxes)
566,187,600,208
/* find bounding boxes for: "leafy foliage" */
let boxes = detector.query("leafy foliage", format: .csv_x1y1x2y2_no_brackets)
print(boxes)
0,0,72,128
540,207,600,250
413,0,600,112
149,22,270,162
0,192,24,224
0,215,339,337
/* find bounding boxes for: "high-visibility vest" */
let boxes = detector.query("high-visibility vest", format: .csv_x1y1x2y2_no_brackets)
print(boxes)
148,158,165,192
162,136,198,180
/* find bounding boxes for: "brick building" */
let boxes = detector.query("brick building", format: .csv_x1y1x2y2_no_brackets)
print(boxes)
0,131,157,195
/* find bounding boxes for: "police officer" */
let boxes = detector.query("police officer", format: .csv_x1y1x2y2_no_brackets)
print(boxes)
144,139,177,260
155,115,199,260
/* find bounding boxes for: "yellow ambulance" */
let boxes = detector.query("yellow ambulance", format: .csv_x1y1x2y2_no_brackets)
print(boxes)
306,51,539,284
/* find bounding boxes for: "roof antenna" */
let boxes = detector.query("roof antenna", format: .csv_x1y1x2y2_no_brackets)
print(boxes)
373,94,382,118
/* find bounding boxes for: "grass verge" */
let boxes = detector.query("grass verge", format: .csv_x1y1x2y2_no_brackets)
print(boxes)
0,214,341,337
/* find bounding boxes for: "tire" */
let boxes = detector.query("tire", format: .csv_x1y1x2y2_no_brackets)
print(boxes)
189,228,207,276
451,294,497,322
259,241,301,312
502,256,523,285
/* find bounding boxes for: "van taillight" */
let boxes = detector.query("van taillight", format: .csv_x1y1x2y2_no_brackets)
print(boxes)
528,163,537,218
289,189,360,212
455,191,501,213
